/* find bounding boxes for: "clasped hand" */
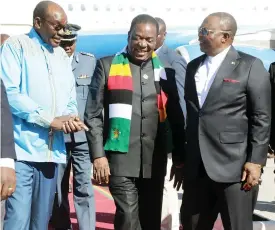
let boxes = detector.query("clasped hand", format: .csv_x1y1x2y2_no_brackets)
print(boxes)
50,115,89,134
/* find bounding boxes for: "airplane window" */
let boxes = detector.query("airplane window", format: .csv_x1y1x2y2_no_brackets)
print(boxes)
81,4,85,11
93,5,98,11
68,4,73,11
141,7,147,12
118,5,123,11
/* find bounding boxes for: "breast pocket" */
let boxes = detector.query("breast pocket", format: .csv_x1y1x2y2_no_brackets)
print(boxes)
220,81,244,102
76,77,91,100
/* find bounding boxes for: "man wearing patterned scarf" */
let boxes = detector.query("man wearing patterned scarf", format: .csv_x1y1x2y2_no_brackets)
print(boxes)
84,14,185,230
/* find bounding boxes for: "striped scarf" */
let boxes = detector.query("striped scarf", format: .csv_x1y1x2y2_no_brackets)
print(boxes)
104,51,167,153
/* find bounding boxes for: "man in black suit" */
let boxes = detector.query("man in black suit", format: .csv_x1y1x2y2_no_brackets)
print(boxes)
181,12,271,230
84,14,185,230
269,62,275,151
1,79,16,200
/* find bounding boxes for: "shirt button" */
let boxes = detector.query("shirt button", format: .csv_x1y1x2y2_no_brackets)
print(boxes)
141,133,145,137
141,81,146,85
199,111,203,117
142,99,145,102
142,116,146,120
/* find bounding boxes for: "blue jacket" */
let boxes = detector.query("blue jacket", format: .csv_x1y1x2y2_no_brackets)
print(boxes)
0,28,78,163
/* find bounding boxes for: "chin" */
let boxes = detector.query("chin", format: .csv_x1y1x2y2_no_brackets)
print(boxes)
50,41,60,48
199,45,207,54
135,53,151,60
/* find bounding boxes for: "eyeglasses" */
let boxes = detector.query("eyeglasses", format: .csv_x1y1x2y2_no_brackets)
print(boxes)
198,27,232,36
41,18,66,32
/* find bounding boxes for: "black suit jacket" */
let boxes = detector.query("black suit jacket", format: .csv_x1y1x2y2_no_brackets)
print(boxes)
84,55,185,177
184,46,271,183
1,79,16,159
269,62,275,150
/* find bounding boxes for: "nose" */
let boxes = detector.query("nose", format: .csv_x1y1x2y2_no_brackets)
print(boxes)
138,40,147,48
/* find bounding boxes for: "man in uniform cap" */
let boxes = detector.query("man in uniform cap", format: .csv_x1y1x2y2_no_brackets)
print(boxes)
50,23,96,230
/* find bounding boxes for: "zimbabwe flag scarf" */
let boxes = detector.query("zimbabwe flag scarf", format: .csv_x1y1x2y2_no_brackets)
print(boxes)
104,51,167,153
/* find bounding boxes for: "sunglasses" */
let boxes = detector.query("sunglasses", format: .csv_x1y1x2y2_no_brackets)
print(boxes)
60,40,76,47
41,18,66,32
198,27,232,36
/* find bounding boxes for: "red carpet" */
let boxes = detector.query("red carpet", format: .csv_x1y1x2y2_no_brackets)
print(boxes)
54,184,224,230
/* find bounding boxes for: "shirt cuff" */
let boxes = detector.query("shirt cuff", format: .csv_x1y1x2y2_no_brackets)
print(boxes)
0,158,15,169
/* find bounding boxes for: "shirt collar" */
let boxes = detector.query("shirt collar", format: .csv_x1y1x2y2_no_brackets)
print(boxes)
28,28,53,51
207,45,231,64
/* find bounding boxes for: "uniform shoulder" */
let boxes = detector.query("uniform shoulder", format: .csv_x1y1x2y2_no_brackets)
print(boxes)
79,51,95,58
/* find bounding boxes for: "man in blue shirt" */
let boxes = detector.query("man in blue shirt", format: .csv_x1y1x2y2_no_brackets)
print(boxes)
0,1,87,230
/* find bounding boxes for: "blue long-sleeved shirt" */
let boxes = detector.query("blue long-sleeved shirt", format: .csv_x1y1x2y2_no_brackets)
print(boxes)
0,28,78,163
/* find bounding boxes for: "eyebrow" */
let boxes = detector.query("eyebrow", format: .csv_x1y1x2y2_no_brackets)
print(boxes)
134,33,154,39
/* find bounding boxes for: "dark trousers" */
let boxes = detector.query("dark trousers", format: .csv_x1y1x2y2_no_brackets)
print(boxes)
181,171,255,230
51,142,95,230
109,176,164,230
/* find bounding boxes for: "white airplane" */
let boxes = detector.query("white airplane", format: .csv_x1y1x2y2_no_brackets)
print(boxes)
1,0,275,63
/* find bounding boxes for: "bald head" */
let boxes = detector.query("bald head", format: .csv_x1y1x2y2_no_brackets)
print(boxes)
33,1,67,47
155,17,167,49
0,34,10,45
155,17,166,33
207,12,237,37
199,12,237,56
33,1,65,21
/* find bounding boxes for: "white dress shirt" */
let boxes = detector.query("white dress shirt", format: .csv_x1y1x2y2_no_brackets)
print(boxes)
195,46,231,107
0,158,15,169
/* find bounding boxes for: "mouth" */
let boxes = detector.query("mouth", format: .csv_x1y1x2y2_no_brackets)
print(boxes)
134,49,148,57
53,37,61,44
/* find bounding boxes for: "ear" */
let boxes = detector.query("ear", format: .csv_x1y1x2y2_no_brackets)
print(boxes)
221,33,230,43
164,31,167,39
34,17,42,30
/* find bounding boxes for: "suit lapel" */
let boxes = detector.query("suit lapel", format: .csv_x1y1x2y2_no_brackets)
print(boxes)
201,46,240,110
71,53,79,71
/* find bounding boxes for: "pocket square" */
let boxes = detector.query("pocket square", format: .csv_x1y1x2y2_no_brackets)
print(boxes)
223,78,240,83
